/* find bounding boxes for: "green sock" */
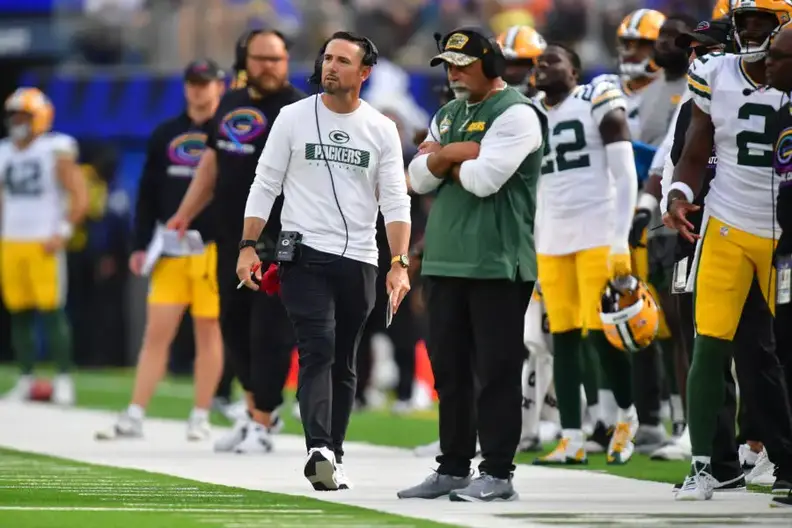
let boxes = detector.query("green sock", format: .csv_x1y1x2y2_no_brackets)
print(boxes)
687,335,731,457
40,309,73,373
589,330,633,409
10,311,36,374
581,338,601,406
552,329,583,429
659,338,678,395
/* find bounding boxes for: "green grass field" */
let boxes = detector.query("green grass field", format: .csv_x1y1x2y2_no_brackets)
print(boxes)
0,447,451,528
0,364,696,487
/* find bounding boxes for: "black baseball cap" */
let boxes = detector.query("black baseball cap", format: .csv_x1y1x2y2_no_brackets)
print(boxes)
430,28,495,68
184,59,225,83
676,19,732,49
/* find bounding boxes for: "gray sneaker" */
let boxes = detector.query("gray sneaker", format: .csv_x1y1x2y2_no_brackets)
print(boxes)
449,473,518,502
397,471,471,499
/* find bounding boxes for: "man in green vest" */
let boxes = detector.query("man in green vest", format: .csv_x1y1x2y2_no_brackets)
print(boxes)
397,26,546,503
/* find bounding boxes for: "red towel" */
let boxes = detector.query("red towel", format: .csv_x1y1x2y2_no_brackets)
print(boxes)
260,263,280,296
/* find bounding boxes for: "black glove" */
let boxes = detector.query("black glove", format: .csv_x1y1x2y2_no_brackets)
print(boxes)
629,208,652,248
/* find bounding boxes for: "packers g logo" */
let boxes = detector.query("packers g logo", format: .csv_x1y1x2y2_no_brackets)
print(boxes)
446,33,469,50
439,116,451,135
329,130,350,144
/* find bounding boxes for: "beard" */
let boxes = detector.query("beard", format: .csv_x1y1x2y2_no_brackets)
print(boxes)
535,79,567,97
248,73,285,93
449,81,471,101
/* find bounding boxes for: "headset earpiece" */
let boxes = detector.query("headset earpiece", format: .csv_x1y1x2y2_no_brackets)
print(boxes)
487,37,506,79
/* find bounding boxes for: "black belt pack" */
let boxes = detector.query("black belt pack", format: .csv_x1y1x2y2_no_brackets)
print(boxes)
275,231,303,263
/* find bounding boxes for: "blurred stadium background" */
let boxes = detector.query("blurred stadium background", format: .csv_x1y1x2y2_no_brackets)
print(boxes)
0,0,717,389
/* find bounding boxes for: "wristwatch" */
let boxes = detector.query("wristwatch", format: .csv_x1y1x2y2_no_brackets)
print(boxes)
238,239,257,251
391,254,410,269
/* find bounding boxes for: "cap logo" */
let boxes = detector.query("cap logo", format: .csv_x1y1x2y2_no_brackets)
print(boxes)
446,33,469,50
695,21,711,32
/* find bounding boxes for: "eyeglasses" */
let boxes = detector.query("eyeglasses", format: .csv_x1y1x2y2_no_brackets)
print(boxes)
687,44,723,57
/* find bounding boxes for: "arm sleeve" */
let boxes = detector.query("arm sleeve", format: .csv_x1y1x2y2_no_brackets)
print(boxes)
458,105,543,198
590,81,627,127
688,57,714,115
132,133,161,250
244,108,292,220
377,120,412,224
407,113,444,195
605,141,639,254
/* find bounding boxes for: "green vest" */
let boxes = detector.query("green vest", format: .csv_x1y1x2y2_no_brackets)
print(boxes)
421,87,546,281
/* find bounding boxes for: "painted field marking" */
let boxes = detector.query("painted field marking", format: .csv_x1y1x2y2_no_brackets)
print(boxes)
0,506,325,514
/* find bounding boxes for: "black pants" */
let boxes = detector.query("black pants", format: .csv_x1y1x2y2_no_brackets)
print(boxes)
732,278,792,471
426,275,532,480
217,242,295,413
776,300,792,409
279,245,376,462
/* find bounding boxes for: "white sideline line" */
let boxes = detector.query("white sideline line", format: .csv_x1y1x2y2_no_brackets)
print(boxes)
0,402,781,528
0,506,323,513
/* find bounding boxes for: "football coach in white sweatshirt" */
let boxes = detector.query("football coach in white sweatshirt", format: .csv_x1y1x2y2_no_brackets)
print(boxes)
237,31,412,491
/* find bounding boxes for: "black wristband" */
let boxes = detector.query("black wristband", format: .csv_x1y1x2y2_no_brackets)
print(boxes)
238,239,257,251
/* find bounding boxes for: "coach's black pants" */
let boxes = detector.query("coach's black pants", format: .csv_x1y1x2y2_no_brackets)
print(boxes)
217,242,295,413
732,279,792,472
425,275,532,480
279,245,376,462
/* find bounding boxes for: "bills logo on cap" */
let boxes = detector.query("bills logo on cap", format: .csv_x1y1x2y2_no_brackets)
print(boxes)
696,21,711,32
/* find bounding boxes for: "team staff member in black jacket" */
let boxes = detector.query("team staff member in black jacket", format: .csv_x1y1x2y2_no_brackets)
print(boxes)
169,29,307,454
766,26,792,509
95,59,226,442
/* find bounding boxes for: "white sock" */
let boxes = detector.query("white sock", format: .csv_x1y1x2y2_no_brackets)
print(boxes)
588,403,602,423
692,456,711,466
598,389,618,426
617,405,637,424
562,428,584,442
127,404,145,420
670,394,684,424
190,407,209,421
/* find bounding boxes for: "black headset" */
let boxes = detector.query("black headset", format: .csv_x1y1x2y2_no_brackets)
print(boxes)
308,31,379,87
434,27,506,80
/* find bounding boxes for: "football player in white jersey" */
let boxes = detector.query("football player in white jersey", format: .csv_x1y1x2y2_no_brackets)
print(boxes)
668,0,792,501
530,44,641,466
593,9,667,138
0,87,88,405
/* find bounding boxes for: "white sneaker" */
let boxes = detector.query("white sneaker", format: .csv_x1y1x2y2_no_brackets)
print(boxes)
186,416,211,441
739,443,759,471
52,374,75,406
214,419,249,452
5,375,33,401
650,425,691,461
95,412,143,440
233,423,273,454
746,448,776,486
608,407,639,465
534,430,587,465
391,400,412,415
268,411,285,435
675,462,717,501
304,447,339,491
335,463,352,490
